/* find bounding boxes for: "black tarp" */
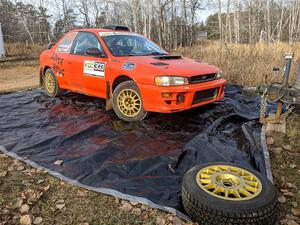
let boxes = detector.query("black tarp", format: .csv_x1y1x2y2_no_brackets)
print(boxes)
0,85,270,216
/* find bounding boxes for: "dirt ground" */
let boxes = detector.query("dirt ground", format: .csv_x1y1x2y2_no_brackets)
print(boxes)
0,60,39,93
0,155,185,225
267,113,300,225
0,60,300,225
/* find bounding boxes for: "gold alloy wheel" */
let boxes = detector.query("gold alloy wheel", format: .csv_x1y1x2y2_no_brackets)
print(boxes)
45,72,55,94
117,89,142,118
196,165,262,201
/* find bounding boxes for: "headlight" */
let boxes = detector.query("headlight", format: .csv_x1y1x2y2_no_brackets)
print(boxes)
216,71,223,79
155,76,189,86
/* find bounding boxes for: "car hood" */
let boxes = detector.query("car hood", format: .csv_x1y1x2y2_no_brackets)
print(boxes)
122,55,220,77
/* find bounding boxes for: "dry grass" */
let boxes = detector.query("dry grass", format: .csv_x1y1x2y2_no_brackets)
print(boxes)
286,111,300,138
176,42,300,87
4,43,44,57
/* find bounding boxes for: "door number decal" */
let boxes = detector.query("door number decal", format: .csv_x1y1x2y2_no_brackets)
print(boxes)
84,61,106,77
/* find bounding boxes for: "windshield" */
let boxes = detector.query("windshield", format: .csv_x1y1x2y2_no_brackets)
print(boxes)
101,33,168,57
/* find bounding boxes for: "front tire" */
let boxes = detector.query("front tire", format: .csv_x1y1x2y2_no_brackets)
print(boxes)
112,81,148,122
182,162,278,225
43,69,62,97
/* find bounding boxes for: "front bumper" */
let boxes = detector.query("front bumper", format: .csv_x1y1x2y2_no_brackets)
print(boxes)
139,78,226,113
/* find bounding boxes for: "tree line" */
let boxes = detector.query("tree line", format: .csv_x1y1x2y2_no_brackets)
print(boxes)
209,0,300,44
1,0,300,49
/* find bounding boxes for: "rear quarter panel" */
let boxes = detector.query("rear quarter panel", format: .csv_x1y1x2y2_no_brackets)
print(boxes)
40,49,54,76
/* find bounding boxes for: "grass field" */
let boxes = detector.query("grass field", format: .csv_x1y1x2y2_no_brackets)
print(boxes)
4,43,44,57
176,42,300,86
2,42,300,91
0,42,300,225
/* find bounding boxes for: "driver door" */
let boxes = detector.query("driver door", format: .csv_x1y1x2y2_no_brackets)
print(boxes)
69,32,108,98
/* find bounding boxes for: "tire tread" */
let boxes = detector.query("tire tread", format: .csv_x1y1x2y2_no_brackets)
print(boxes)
182,164,279,225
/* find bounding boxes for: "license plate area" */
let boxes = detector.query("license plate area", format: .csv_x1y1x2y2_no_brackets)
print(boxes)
192,88,218,105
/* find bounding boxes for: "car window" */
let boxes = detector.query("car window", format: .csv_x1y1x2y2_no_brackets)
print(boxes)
71,32,105,56
57,32,78,53
101,33,167,57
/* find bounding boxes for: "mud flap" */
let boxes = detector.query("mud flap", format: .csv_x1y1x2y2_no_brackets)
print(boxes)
39,68,44,87
106,81,113,110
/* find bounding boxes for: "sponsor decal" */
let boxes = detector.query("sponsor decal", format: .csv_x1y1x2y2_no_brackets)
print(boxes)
51,54,64,65
56,32,78,53
57,44,72,53
84,60,106,77
122,62,136,71
53,64,64,77
51,54,64,77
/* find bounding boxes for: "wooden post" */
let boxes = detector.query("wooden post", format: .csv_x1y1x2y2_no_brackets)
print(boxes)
275,101,283,123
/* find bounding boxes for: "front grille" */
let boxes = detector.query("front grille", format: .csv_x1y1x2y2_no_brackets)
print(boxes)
190,74,216,84
192,88,218,105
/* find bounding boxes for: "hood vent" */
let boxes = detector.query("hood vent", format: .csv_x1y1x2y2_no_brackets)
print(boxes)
153,55,182,60
151,62,169,66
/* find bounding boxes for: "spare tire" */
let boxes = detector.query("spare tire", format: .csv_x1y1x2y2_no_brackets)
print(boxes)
182,162,278,225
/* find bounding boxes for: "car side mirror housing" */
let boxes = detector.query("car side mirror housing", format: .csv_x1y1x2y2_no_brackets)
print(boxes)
86,48,103,57
46,43,55,50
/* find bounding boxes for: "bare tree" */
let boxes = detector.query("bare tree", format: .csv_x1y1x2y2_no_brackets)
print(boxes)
217,0,223,42
14,1,34,44
77,0,91,27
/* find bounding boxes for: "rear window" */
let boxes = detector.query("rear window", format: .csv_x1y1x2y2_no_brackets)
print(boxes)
57,32,78,53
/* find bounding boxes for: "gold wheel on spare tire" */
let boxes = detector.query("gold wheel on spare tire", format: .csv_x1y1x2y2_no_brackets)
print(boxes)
182,162,279,225
43,69,62,97
112,81,148,122
196,164,262,201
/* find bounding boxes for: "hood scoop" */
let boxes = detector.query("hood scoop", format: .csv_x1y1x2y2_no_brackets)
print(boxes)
151,62,169,66
153,55,182,60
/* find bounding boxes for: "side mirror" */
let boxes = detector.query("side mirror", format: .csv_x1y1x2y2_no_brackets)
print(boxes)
86,48,103,57
46,43,55,50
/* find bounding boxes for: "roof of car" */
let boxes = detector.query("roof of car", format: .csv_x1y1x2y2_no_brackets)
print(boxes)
70,28,131,33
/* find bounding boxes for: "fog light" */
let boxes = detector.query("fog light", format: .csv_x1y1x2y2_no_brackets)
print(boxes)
177,94,185,104
161,93,172,98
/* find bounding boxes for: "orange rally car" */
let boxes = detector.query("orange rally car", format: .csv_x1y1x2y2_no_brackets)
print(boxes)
40,25,226,122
